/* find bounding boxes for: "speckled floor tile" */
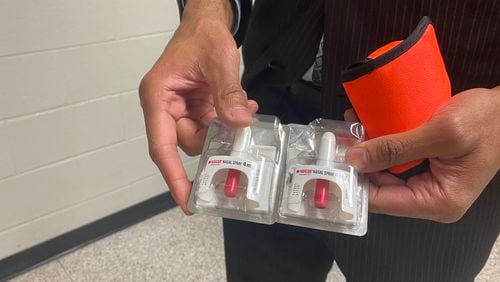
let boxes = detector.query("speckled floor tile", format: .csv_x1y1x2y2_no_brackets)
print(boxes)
10,207,499,281
57,208,226,282
327,262,346,282
10,260,71,282
476,236,500,282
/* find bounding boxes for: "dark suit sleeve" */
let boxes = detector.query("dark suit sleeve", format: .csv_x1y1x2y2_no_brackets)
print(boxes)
176,0,251,47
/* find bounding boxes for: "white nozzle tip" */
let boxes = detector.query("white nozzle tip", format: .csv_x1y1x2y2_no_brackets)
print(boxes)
232,127,252,153
322,132,335,141
317,132,336,163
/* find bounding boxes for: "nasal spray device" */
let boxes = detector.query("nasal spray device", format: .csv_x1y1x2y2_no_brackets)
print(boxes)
285,131,355,215
279,120,368,236
224,127,251,198
314,132,336,209
188,115,286,225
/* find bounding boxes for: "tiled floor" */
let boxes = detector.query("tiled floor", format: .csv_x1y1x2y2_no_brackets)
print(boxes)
11,207,499,282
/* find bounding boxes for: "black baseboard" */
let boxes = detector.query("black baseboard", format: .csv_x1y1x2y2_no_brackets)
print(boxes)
0,192,177,281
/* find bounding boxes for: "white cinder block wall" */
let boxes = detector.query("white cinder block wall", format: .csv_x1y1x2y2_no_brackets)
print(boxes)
0,0,199,260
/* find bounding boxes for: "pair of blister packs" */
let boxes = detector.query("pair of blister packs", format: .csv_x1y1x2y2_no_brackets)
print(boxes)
187,115,368,236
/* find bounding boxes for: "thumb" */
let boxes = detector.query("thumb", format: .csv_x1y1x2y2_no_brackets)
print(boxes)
345,119,453,172
209,50,254,128
216,83,254,127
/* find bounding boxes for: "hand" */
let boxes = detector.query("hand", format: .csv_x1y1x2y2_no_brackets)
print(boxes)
139,4,258,214
345,86,500,223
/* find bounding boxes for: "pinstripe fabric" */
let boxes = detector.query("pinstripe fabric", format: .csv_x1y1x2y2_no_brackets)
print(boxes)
322,0,500,119
240,0,325,124
242,0,324,90
227,1,500,282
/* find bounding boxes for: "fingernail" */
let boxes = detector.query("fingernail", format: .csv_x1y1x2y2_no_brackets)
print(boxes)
230,106,251,119
346,147,368,170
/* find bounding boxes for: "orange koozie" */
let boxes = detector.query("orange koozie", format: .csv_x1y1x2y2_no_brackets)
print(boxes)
342,17,451,174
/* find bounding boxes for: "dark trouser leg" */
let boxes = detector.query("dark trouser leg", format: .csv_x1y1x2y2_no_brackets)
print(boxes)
333,173,500,282
223,219,334,282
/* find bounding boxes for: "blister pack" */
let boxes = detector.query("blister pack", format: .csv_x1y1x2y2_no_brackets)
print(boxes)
188,115,286,224
188,115,368,236
278,119,368,236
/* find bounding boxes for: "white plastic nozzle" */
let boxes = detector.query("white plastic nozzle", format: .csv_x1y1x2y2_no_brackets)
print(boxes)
316,132,336,167
288,132,338,212
224,127,252,199
230,127,252,157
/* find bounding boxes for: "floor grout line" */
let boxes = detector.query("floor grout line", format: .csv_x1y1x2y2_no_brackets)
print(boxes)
57,260,75,282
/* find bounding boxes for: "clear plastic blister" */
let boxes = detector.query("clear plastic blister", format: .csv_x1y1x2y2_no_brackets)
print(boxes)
278,119,368,236
188,115,287,224
188,116,368,236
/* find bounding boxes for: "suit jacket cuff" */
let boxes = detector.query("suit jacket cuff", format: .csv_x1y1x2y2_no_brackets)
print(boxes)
177,0,241,36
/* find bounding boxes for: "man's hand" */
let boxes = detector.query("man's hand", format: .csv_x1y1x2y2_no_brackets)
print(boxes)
345,86,500,223
139,0,258,214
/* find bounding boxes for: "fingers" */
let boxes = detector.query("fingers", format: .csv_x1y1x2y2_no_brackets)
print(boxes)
247,99,259,113
345,113,472,172
206,49,255,128
153,143,193,216
368,172,469,223
345,127,434,172
140,81,192,215
145,112,193,215
177,118,211,156
343,108,359,122
368,181,430,219
369,172,406,186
